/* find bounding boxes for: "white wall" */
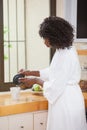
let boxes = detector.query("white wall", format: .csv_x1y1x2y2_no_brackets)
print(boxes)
56,0,64,17
26,0,50,70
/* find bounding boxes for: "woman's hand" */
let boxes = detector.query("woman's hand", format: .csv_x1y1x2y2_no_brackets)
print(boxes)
18,69,40,77
18,77,36,88
18,77,44,89
18,69,31,76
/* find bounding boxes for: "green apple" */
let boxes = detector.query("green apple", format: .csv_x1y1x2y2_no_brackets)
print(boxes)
32,84,42,91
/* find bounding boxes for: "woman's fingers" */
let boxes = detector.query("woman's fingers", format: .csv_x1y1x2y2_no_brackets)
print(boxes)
19,77,27,83
18,69,24,73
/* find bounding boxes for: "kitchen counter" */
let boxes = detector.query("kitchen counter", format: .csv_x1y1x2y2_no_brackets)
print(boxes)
0,90,48,116
0,90,87,116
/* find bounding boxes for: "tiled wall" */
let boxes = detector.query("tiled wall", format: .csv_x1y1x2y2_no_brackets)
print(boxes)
75,43,87,80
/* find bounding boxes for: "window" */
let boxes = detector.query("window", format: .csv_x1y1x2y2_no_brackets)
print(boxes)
64,0,87,42
0,0,26,91
77,0,87,38
3,0,26,82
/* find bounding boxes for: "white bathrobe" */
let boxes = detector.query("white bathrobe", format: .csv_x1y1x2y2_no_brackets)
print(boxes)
40,46,87,130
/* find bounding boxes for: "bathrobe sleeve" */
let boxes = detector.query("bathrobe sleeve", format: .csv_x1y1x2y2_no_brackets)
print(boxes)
40,67,49,81
40,49,81,104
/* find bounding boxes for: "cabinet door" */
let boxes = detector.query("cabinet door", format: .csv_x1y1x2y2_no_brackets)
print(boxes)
9,113,33,130
34,111,48,130
0,116,9,130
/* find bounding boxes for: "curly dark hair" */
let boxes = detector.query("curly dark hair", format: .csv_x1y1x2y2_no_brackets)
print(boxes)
39,16,74,49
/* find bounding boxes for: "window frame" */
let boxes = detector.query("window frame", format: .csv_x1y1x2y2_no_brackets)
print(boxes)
50,0,56,61
0,0,16,91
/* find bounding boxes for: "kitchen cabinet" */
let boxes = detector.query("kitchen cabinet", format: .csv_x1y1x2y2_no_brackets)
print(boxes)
0,116,9,130
0,111,48,130
9,113,33,130
34,111,48,130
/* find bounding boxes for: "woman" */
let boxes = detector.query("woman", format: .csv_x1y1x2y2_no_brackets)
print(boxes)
19,16,87,130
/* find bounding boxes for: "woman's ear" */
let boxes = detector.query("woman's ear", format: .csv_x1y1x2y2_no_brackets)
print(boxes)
44,39,51,47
